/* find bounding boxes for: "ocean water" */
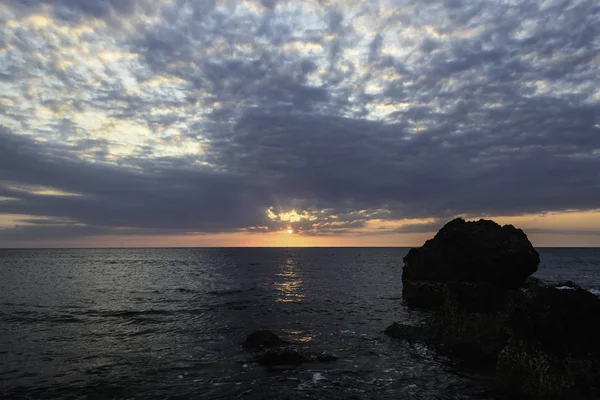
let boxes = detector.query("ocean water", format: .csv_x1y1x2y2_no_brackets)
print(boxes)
0,247,598,399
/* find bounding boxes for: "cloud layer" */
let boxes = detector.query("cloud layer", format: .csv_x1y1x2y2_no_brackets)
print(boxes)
1,0,599,243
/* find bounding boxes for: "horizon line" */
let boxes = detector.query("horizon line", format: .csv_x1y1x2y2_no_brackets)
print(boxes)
1,246,598,250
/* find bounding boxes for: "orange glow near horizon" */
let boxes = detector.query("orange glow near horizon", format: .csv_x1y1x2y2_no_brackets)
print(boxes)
2,210,600,248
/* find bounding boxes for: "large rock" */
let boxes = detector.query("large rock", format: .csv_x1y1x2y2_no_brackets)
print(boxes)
402,218,539,309
498,284,600,399
390,218,599,397
389,218,541,364
403,218,539,285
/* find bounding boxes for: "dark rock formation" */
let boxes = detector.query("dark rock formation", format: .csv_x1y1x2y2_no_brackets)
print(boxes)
242,330,284,349
385,296,518,365
402,218,539,309
498,284,600,399
391,218,540,363
389,217,599,398
403,218,539,284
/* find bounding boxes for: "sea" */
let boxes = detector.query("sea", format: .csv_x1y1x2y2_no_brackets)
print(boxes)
1,247,599,399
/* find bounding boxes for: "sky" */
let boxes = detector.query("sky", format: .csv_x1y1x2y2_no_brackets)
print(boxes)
0,0,599,248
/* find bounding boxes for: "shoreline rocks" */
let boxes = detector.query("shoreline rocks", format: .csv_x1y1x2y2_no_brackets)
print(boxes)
498,283,600,399
388,218,599,398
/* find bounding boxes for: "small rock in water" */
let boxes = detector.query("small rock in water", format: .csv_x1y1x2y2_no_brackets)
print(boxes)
242,330,283,349
242,364,248,368
312,373,325,383
178,375,183,379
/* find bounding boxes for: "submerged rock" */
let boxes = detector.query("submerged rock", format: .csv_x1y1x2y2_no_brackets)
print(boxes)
242,330,284,349
498,285,600,399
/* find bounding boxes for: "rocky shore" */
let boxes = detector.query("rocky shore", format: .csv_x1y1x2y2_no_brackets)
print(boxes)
386,218,600,399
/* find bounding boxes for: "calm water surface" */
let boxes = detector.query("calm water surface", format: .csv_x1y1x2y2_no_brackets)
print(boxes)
0,248,598,399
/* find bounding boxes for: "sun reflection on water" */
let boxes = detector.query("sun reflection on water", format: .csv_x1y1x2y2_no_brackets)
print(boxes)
281,329,315,344
274,258,305,303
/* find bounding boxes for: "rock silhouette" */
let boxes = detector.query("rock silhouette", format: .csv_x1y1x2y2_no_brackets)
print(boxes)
387,218,599,399
402,218,539,309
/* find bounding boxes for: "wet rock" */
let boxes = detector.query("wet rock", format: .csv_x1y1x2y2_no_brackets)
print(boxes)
257,350,310,366
430,298,513,365
498,285,600,399
385,303,510,366
384,322,438,342
242,330,284,349
402,218,539,309
401,279,447,309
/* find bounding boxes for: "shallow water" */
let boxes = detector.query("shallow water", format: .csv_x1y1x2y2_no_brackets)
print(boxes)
0,247,598,399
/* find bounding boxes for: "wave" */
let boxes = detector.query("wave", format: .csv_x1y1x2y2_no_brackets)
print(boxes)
206,288,246,296
0,312,84,323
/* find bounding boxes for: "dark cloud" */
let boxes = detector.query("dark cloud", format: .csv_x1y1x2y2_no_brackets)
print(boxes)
1,0,600,243
0,128,274,233
13,0,138,19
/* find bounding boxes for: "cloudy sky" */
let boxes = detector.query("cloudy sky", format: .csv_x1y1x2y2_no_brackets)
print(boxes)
0,0,599,247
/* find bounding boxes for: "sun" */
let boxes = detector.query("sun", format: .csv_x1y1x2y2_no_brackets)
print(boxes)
287,229,293,234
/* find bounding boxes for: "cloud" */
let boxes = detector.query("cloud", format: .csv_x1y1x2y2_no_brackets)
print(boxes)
1,0,600,243
13,0,139,20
